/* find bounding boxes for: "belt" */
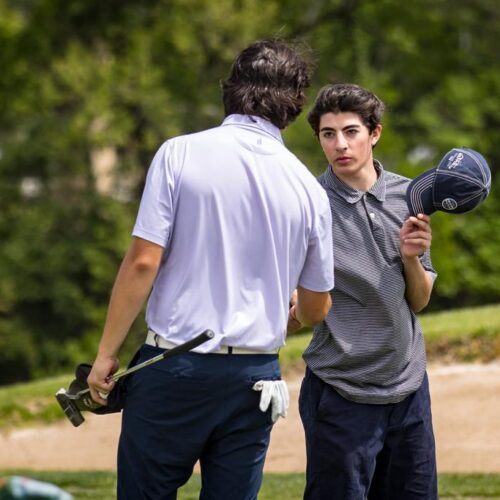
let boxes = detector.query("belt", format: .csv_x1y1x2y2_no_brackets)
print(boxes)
146,330,278,355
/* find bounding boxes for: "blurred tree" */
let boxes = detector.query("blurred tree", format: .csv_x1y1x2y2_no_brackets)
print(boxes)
0,0,498,383
284,0,500,309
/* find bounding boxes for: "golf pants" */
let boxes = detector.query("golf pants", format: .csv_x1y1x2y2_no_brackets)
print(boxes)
299,368,438,499
117,344,280,500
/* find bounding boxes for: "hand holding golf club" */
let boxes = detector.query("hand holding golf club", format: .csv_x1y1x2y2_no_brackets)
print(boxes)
55,329,215,427
87,355,120,406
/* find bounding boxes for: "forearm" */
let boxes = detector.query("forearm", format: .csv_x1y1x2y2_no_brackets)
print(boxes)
403,255,433,313
97,241,163,358
87,238,163,403
292,286,332,326
294,296,331,326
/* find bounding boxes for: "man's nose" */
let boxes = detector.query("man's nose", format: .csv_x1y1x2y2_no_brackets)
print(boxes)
335,134,348,151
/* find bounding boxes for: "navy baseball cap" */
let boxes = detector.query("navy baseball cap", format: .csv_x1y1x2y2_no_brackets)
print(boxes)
406,147,491,216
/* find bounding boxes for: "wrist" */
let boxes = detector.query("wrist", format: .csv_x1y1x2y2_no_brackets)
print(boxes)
97,344,120,360
402,254,420,265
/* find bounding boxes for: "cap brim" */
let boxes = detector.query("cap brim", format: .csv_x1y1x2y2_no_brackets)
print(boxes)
406,168,437,216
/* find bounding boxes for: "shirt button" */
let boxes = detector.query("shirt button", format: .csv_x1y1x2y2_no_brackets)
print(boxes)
369,213,375,219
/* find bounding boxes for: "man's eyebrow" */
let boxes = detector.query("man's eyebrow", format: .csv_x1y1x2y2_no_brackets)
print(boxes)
319,124,361,132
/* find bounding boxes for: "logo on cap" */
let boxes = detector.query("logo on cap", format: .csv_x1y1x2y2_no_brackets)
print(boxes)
441,198,458,211
447,153,464,169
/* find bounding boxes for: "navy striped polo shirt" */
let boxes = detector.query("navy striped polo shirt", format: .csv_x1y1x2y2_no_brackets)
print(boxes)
303,161,437,404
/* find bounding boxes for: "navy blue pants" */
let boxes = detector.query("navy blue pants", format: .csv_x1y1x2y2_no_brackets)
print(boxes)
299,368,438,500
117,344,280,500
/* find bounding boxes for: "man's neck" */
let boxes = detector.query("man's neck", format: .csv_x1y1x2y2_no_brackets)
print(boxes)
332,164,379,192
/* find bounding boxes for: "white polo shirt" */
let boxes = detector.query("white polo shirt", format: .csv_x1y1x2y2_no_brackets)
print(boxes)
133,114,334,352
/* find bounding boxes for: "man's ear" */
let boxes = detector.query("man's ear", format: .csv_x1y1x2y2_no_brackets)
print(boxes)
371,124,383,147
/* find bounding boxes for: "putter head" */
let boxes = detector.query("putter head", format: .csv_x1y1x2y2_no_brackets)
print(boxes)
55,374,120,427
55,388,85,427
55,380,104,427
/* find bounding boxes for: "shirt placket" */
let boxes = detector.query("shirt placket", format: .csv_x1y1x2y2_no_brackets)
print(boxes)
362,193,383,236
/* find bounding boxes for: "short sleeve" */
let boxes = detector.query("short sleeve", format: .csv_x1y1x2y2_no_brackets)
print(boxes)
419,249,438,283
132,141,178,248
298,189,335,292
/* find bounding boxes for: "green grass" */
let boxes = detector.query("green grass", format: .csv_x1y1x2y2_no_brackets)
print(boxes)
0,303,499,429
281,302,500,371
1,306,499,498
1,471,499,499
0,374,73,430
419,304,500,342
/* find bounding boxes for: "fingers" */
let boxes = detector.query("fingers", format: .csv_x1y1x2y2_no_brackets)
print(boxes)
405,214,432,233
87,357,119,405
89,388,108,406
287,317,302,335
89,379,115,405
400,213,432,257
287,305,303,335
414,213,431,224
403,231,432,244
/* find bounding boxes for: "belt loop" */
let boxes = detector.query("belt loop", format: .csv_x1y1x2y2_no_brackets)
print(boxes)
228,346,233,355
154,333,160,347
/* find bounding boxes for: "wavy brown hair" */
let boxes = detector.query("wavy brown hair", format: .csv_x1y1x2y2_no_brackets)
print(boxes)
222,39,312,129
307,83,385,136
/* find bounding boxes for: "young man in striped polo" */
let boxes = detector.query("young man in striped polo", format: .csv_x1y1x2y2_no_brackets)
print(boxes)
295,83,438,499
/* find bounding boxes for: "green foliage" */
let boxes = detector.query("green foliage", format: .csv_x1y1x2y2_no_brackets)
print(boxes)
0,0,499,384
0,196,136,384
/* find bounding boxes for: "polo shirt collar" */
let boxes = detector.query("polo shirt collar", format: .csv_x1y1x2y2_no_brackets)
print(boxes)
324,159,387,203
222,114,284,144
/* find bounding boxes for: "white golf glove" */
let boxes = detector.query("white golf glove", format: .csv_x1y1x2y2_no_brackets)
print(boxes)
252,380,289,423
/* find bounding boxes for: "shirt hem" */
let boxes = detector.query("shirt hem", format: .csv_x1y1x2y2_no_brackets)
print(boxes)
132,228,167,248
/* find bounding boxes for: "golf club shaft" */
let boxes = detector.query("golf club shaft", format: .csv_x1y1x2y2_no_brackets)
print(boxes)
75,329,214,398
110,329,214,381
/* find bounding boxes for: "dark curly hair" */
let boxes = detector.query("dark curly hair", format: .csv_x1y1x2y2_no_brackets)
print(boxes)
307,83,385,136
222,38,313,129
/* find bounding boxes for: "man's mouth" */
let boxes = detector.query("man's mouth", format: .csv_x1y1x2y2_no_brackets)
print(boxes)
335,156,351,164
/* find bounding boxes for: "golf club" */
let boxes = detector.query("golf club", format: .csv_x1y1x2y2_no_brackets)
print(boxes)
55,329,215,427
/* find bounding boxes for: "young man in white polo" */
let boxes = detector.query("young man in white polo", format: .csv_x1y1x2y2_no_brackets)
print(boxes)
87,39,334,500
